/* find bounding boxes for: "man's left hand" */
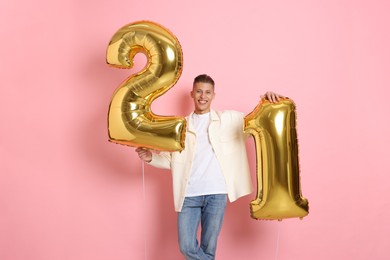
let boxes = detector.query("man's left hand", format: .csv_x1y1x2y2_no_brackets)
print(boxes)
263,91,285,103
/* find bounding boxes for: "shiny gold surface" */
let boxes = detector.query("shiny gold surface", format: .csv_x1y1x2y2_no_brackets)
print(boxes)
244,98,309,220
106,21,186,151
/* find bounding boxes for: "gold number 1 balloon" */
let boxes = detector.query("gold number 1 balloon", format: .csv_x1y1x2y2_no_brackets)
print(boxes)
244,98,309,220
106,21,186,151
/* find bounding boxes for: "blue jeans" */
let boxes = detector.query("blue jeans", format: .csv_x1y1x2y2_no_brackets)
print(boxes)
178,194,227,260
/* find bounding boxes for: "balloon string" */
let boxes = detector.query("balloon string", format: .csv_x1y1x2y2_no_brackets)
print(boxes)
142,161,147,260
274,222,281,260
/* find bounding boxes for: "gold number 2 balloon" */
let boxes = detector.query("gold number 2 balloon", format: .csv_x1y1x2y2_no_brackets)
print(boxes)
244,98,309,220
106,21,186,151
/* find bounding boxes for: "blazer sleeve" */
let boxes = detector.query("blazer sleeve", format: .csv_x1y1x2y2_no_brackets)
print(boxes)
148,151,172,170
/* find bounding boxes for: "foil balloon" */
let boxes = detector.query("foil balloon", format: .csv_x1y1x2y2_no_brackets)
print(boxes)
244,98,309,220
106,21,186,151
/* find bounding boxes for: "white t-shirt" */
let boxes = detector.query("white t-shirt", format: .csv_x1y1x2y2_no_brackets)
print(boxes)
185,112,227,196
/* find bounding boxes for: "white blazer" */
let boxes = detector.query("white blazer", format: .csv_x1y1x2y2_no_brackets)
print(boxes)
149,109,253,212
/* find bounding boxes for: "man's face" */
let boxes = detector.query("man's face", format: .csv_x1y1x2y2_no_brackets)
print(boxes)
191,82,215,114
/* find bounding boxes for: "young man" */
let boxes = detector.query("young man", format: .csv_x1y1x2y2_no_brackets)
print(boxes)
136,74,282,259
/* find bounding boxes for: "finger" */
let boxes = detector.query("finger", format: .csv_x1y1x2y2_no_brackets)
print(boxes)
136,147,147,153
269,93,276,103
138,150,148,157
138,152,147,160
266,92,272,102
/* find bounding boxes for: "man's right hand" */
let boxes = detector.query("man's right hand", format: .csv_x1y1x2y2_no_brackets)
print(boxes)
135,147,152,163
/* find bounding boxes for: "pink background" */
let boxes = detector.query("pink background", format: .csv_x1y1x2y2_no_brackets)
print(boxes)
1,0,390,259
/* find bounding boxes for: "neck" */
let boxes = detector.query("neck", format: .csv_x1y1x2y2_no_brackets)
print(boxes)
194,110,210,115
